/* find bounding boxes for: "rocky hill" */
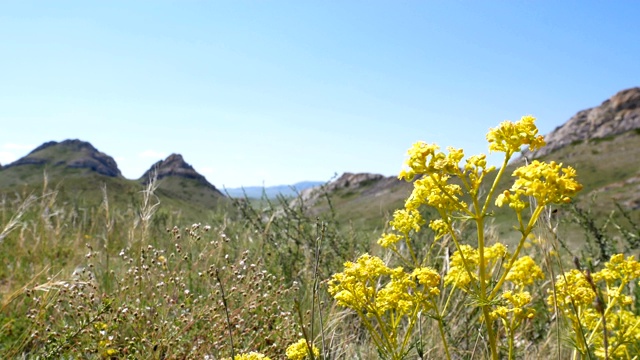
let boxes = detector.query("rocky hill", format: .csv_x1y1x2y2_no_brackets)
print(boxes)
139,153,225,205
0,141,228,217
522,87,640,160
3,139,122,177
140,153,222,193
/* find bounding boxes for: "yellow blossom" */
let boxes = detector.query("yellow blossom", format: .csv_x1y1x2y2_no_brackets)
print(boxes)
377,233,404,248
328,254,392,312
429,219,449,239
376,267,416,314
399,142,440,181
486,115,545,155
226,352,272,360
505,256,544,287
406,174,466,213
286,338,320,360
389,208,425,234
445,244,507,289
547,269,595,310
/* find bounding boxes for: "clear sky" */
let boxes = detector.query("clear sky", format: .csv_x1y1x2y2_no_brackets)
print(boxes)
1,1,638,189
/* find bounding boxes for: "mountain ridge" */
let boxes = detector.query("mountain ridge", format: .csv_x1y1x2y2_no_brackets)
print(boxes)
521,87,640,160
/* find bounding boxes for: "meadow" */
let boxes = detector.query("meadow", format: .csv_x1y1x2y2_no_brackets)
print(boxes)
1,117,639,359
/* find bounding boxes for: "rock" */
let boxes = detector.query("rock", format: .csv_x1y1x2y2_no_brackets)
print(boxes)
521,87,640,160
293,172,397,207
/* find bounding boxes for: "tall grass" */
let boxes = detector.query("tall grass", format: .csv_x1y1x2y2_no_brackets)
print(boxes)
0,166,638,359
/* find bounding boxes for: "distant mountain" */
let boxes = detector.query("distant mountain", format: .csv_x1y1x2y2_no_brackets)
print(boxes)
139,154,225,207
3,139,122,177
0,140,228,219
224,181,324,199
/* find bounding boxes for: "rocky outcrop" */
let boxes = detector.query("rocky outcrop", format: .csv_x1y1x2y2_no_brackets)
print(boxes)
4,139,122,177
522,87,640,160
294,172,406,207
140,154,222,194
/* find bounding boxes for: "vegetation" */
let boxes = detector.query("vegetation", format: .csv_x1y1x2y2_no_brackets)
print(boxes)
1,117,640,359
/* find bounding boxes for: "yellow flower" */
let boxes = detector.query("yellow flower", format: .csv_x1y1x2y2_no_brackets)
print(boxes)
445,244,507,289
389,209,425,234
376,267,416,314
328,254,392,311
406,174,466,213
492,290,535,321
225,352,272,360
377,233,403,248
486,115,545,155
505,256,544,287
286,338,320,360
399,141,440,181
547,269,595,309
497,160,582,210
428,219,448,239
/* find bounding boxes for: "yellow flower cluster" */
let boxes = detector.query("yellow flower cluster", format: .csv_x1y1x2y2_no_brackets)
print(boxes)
377,232,404,248
496,160,582,211
444,244,507,289
597,253,640,283
548,269,595,310
286,338,320,360
549,254,640,358
505,255,544,287
486,115,545,155
227,352,271,360
328,254,392,311
389,208,425,234
328,254,441,315
491,290,535,321
405,174,466,213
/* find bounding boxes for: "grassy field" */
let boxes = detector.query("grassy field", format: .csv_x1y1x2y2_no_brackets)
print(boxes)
1,129,640,359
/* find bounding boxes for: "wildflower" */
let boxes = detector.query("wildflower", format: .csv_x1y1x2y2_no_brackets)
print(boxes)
406,174,466,213
399,142,440,181
505,256,544,287
225,352,272,360
486,115,545,155
411,267,441,297
428,219,448,239
377,233,403,248
445,244,507,289
547,269,595,310
376,268,416,314
389,209,425,234
286,338,320,360
328,254,392,312
492,290,535,321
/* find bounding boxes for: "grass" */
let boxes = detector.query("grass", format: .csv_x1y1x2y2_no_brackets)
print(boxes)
1,129,640,359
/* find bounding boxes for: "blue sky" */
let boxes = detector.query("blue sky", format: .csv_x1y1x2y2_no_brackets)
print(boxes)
1,1,638,188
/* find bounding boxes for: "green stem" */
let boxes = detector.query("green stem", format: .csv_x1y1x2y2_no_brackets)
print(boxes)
481,153,512,216
489,205,544,300
476,208,499,359
434,302,452,360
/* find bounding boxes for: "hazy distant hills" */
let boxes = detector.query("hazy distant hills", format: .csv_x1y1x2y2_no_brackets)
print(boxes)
223,181,324,199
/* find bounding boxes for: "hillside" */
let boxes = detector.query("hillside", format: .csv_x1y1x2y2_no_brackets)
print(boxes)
0,140,229,221
301,87,640,236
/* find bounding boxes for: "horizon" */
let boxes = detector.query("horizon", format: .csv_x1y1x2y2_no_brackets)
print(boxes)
1,2,639,188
